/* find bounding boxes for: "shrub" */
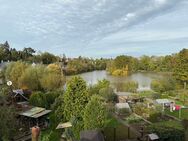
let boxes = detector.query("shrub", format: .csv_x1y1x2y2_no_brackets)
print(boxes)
147,121,184,141
126,115,142,124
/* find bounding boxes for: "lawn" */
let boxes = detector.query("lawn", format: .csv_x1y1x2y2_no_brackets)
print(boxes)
165,108,188,119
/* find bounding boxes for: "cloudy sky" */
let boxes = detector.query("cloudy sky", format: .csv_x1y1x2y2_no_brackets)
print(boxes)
0,0,188,58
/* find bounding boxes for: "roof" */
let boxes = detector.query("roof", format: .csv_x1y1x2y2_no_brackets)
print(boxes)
156,99,173,104
115,102,130,109
80,130,105,141
19,107,51,118
13,89,24,95
148,133,159,140
115,91,132,96
56,122,72,129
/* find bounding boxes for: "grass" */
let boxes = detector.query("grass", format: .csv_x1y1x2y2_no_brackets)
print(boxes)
40,129,61,141
165,108,188,119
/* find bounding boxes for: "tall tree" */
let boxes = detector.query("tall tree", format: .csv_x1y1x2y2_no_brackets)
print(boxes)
63,76,89,138
173,49,188,88
83,95,108,130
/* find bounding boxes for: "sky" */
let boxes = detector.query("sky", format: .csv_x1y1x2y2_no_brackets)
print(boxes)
0,0,188,58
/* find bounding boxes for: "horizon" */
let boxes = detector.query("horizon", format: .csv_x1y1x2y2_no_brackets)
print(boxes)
0,0,188,58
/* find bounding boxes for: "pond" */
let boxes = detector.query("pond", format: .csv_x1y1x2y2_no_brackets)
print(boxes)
67,70,170,91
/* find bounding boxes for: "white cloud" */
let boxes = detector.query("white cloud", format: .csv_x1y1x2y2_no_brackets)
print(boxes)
0,0,187,57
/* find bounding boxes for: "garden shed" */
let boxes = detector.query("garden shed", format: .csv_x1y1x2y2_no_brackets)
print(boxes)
19,107,51,128
156,99,174,111
115,102,131,115
115,91,132,103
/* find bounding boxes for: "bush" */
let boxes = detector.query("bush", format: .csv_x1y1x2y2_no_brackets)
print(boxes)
114,81,138,92
29,91,60,109
99,87,116,102
126,115,142,124
147,121,184,141
151,78,176,93
29,92,46,108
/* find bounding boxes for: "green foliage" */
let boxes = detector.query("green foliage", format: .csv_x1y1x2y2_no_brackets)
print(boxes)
40,52,57,64
40,72,64,91
88,79,110,95
5,61,28,88
63,76,89,139
107,55,136,76
66,57,108,75
148,121,184,141
114,81,138,92
29,91,46,107
29,91,60,109
19,65,45,90
151,78,176,93
0,106,18,141
83,95,108,130
5,62,65,91
41,130,61,141
132,101,160,120
125,115,142,124
173,48,188,87
63,76,89,120
99,87,116,102
88,79,117,102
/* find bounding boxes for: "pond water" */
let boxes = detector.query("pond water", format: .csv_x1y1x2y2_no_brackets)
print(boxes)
67,70,170,91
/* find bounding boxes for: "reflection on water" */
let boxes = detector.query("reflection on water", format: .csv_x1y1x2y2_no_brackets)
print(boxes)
67,70,169,91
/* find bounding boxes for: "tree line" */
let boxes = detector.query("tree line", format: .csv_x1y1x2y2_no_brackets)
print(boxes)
0,41,108,75
107,49,188,88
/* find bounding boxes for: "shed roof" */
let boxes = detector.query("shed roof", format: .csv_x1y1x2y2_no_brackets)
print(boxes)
13,89,24,95
56,122,72,129
80,130,105,141
115,102,130,109
19,107,51,118
148,133,159,140
156,99,173,104
115,92,132,96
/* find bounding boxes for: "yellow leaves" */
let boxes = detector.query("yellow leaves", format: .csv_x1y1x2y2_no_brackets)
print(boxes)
47,63,62,74
112,69,128,76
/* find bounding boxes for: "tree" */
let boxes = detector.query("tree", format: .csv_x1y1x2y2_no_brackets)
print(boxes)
99,87,116,102
5,61,28,88
63,76,89,138
40,64,64,91
173,49,188,89
139,55,151,71
0,41,11,61
19,65,45,90
40,52,57,64
83,95,108,130
63,76,89,120
22,47,35,60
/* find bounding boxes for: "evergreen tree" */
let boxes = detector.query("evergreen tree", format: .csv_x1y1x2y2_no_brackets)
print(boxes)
83,95,108,130
63,76,89,138
173,49,188,88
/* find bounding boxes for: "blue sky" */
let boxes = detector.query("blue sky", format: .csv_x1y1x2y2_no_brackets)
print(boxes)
0,0,188,58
